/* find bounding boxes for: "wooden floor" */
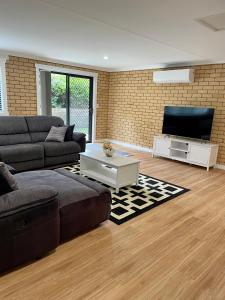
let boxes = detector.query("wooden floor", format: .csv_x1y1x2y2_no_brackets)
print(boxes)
1,148,225,300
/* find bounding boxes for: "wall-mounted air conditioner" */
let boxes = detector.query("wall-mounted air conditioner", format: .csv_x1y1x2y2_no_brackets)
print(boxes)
153,68,194,84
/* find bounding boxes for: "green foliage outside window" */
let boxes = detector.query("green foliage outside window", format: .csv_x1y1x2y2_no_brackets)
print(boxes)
51,74,89,108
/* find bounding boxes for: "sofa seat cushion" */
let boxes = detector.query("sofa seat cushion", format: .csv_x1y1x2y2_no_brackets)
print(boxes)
42,141,81,157
0,144,44,163
15,169,99,205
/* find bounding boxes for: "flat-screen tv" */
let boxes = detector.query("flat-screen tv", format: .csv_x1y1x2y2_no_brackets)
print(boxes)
162,106,214,140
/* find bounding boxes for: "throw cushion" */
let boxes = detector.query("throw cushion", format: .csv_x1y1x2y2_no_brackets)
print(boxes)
45,126,67,143
64,124,75,141
0,162,18,196
5,163,16,174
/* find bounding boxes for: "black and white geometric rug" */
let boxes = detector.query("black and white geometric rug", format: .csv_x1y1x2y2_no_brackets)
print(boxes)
64,164,189,225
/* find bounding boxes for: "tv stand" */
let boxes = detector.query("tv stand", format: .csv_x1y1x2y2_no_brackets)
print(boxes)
153,135,219,171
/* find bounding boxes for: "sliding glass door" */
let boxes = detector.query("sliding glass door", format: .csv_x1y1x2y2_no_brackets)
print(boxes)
51,73,67,124
51,72,93,142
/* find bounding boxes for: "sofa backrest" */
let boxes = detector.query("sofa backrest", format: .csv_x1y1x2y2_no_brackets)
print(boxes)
0,116,31,146
25,116,64,142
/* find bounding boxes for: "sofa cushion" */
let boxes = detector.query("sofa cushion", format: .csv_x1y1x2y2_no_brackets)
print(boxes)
0,116,31,146
43,141,81,157
15,170,99,208
29,132,49,143
0,162,18,192
0,144,44,163
65,125,75,141
0,162,18,196
0,133,31,146
0,116,28,135
45,126,67,143
25,116,65,143
25,116,64,132
15,168,111,241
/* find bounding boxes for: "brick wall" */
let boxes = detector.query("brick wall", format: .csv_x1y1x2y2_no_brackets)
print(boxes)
108,65,225,164
6,56,109,140
5,56,225,164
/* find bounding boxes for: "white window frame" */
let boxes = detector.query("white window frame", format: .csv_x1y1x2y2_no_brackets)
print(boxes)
35,63,98,142
0,56,8,115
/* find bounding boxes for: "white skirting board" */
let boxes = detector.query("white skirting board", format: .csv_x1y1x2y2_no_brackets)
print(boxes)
95,139,152,153
95,139,225,171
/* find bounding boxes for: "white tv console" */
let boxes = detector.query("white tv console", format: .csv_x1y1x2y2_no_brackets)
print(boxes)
153,135,219,171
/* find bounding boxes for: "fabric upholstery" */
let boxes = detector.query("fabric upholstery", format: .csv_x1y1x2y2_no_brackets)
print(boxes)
5,164,16,174
29,132,48,143
44,153,78,167
43,141,81,157
15,168,111,241
65,125,75,141
25,116,64,132
0,172,13,196
15,170,99,207
0,116,85,172
0,133,31,146
0,144,44,163
0,116,28,135
0,162,18,196
45,126,67,142
1,167,111,272
0,191,59,273
9,159,44,172
73,133,86,152
55,169,111,241
0,185,58,217
72,132,86,142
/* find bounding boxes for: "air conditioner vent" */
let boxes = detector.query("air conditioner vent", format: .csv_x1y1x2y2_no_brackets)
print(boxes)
196,12,225,31
153,69,194,84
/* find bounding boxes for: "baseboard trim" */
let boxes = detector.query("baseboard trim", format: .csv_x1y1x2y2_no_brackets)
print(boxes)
95,138,225,171
215,164,225,170
95,139,152,153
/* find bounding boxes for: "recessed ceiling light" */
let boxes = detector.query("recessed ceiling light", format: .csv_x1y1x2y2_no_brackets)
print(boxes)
103,56,109,60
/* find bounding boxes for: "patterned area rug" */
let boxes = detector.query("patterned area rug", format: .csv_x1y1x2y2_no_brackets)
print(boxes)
64,164,189,225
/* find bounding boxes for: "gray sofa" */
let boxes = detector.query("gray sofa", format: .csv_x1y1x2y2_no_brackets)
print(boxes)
0,167,111,273
0,116,86,171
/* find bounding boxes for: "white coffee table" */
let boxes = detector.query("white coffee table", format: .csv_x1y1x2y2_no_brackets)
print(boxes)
80,151,140,193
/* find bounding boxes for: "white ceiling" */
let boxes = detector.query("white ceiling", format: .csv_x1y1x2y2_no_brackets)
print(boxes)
1,0,225,71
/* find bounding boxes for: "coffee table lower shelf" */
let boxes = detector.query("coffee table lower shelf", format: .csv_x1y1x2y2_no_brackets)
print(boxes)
80,156,139,193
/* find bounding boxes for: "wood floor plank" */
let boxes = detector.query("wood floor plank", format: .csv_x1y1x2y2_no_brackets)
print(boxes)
1,147,225,300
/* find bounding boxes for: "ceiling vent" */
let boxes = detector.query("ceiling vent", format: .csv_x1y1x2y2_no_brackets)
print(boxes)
153,69,194,84
196,12,225,31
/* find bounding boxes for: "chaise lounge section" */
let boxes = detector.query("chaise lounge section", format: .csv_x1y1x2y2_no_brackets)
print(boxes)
0,167,111,273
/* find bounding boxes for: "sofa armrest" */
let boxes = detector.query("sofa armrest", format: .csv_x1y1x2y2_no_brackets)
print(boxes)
73,132,86,142
0,185,58,217
73,132,86,152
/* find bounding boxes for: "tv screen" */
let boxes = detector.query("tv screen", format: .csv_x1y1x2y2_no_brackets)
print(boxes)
162,106,214,140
